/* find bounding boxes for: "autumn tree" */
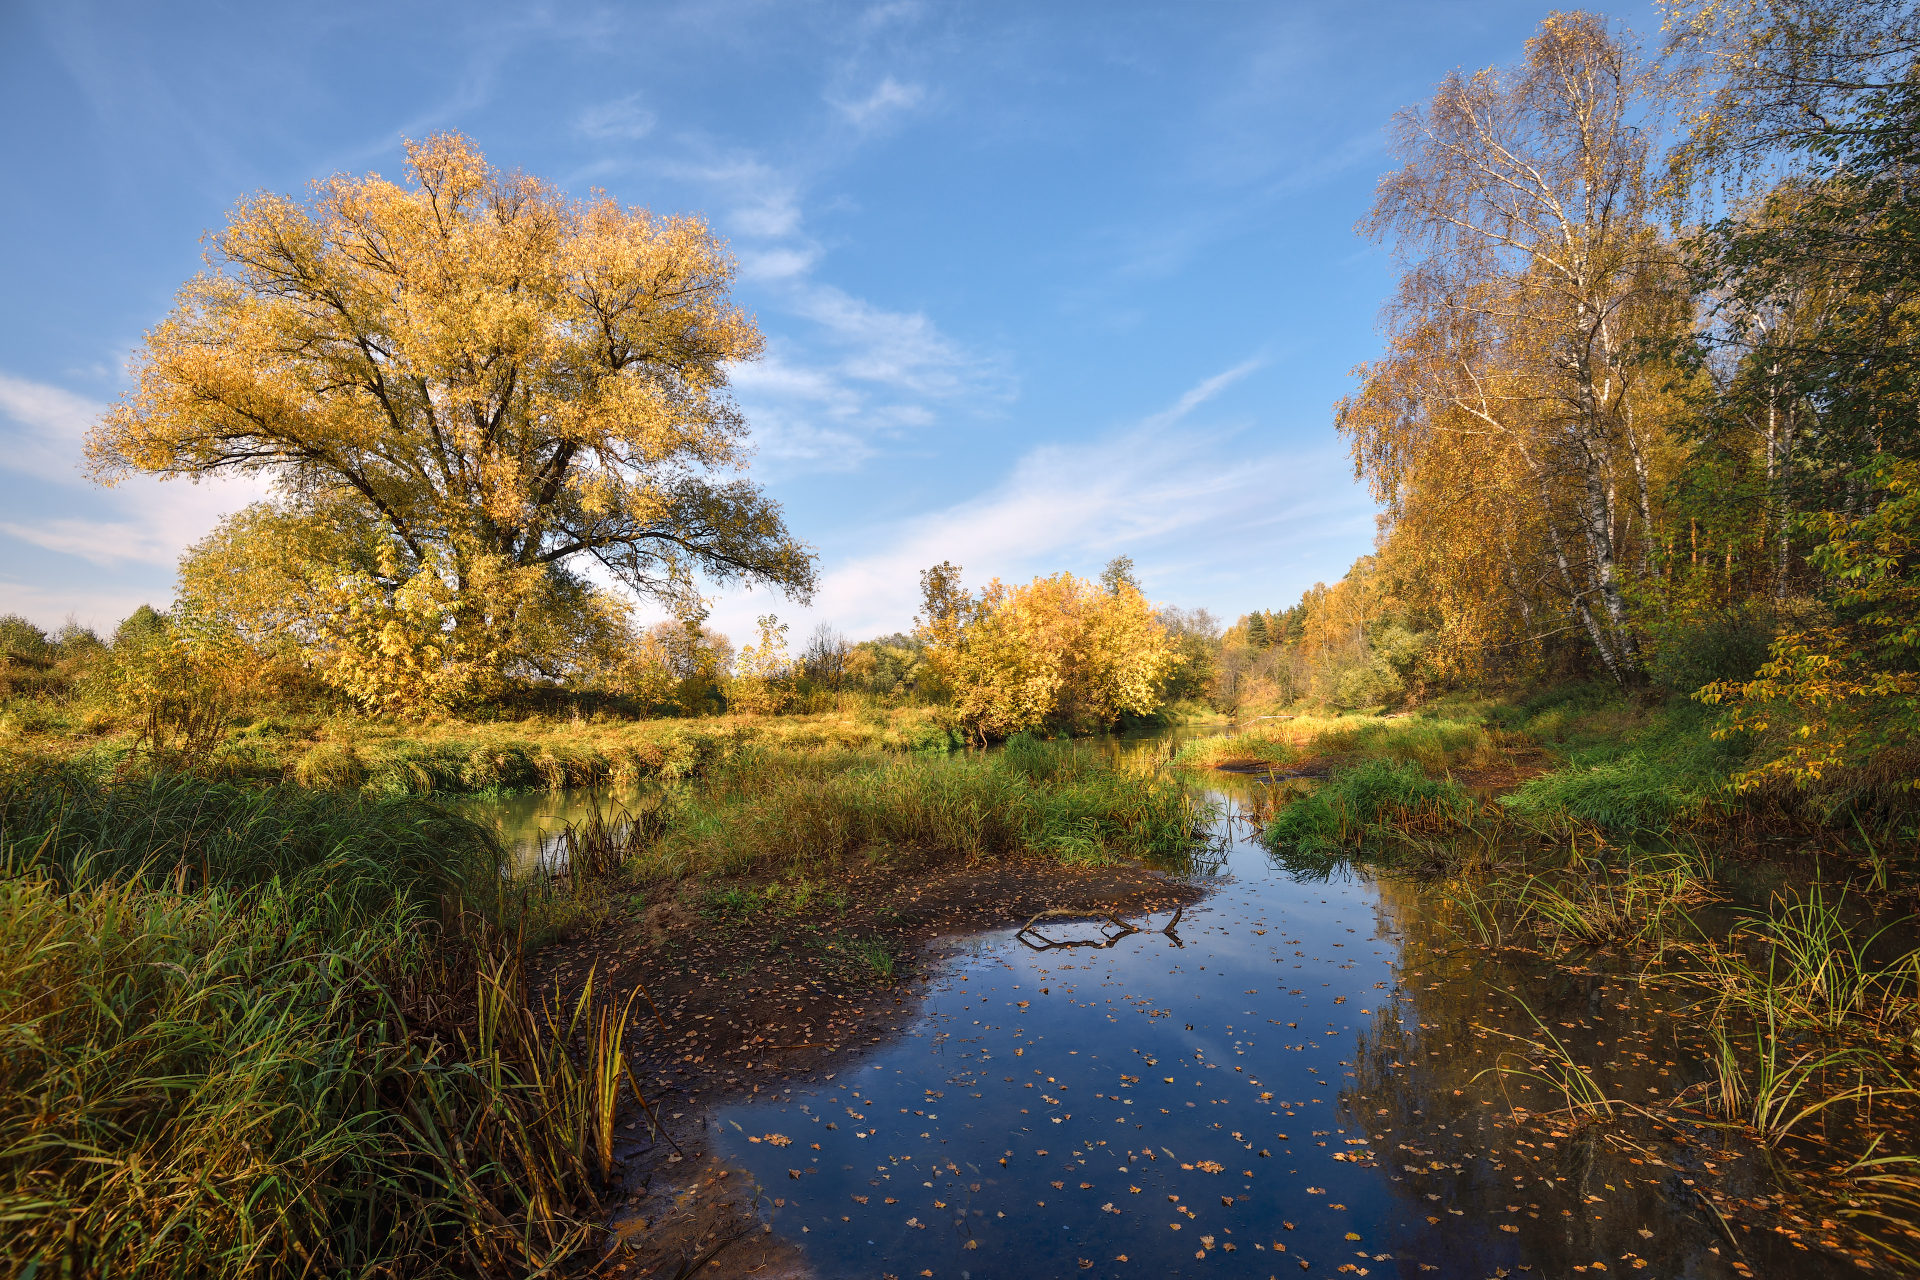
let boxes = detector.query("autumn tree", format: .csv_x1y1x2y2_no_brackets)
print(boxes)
90,134,814,710
916,566,1174,739
1342,13,1689,682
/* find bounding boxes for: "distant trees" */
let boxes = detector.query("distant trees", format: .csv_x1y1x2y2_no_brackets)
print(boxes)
93,134,813,712
801,623,851,690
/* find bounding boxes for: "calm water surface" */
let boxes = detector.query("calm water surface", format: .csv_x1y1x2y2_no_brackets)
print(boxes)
460,733,1863,1278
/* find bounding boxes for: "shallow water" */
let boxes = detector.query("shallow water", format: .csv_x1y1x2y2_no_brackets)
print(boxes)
691,754,1859,1279
458,729,1876,1276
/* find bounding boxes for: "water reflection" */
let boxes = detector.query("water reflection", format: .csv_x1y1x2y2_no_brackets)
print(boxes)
691,743,1858,1279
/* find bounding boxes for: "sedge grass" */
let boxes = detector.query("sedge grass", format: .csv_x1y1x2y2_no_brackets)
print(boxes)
0,765,641,1279
1172,712,1512,775
1262,758,1477,857
640,738,1211,883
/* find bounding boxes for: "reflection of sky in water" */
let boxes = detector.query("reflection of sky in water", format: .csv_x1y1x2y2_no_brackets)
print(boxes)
695,764,1857,1280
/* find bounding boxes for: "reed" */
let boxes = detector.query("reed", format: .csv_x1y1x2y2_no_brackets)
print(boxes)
1684,875,1920,1031
1474,999,1624,1120
1508,853,1715,952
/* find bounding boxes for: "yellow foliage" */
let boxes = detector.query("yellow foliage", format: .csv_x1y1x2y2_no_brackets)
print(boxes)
923,570,1174,739
90,133,813,710
729,615,796,715
178,501,645,713
113,620,256,770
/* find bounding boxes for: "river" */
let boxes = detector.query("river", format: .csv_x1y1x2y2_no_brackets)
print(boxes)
456,731,1870,1278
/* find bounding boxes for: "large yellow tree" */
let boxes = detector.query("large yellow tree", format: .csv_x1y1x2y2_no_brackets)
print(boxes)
89,134,814,708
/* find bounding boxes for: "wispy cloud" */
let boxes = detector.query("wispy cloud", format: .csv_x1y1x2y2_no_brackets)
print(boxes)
576,93,656,140
831,75,925,130
695,360,1372,641
0,373,99,483
0,372,270,585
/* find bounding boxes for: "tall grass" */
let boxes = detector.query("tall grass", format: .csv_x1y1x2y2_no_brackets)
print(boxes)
0,765,634,1279
1497,696,1748,835
1262,758,1476,855
642,736,1211,882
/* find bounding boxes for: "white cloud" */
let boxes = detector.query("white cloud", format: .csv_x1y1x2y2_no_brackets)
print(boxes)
0,372,98,483
0,579,159,635
737,245,822,282
789,284,982,397
693,360,1373,642
576,93,657,140
0,518,178,568
0,372,272,580
832,76,925,130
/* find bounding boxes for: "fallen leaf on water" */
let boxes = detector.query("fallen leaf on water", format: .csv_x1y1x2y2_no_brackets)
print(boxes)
764,1134,792,1146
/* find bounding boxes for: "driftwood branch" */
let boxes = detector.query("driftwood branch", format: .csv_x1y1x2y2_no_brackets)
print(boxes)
1015,903,1185,951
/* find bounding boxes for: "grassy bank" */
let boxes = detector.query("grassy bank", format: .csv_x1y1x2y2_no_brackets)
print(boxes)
0,764,647,1279
641,733,1209,883
1211,683,1920,1263
1171,707,1519,776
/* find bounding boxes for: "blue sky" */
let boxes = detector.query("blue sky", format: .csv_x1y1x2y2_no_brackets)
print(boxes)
0,0,1662,645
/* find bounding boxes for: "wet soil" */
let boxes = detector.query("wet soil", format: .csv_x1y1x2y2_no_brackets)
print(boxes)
529,852,1207,1278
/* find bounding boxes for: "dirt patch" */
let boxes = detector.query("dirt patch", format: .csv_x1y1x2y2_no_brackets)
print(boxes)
532,852,1206,1277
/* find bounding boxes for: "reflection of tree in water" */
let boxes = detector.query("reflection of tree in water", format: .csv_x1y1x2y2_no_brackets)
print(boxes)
1330,875,1869,1278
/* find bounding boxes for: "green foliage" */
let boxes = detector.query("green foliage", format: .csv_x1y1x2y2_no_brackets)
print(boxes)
1645,599,1782,695
112,603,168,649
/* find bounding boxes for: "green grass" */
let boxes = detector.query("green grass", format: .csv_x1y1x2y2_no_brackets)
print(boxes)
640,736,1211,883
1498,698,1748,834
1172,712,1512,775
1262,757,1476,855
0,764,628,1279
